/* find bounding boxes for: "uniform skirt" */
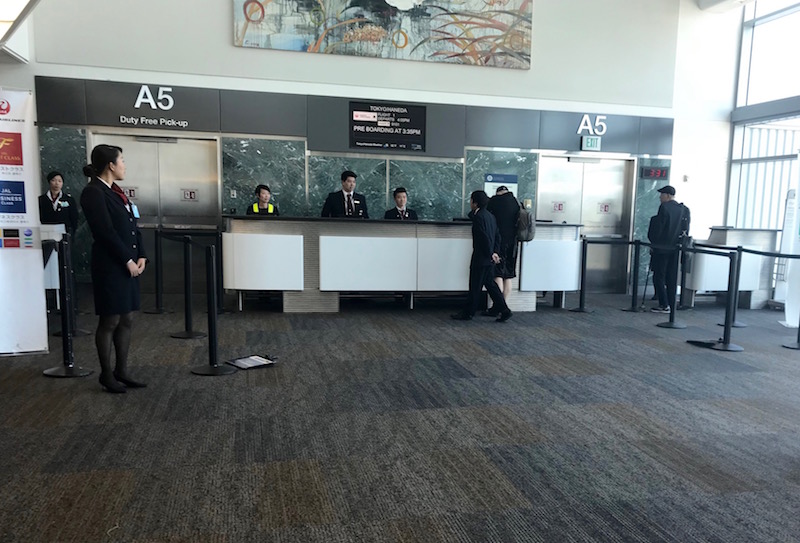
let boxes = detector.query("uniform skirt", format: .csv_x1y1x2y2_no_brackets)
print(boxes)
91,250,141,315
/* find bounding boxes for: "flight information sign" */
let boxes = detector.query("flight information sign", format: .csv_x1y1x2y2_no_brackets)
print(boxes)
349,101,426,152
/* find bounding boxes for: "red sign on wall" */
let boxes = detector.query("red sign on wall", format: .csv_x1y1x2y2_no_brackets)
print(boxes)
0,132,23,166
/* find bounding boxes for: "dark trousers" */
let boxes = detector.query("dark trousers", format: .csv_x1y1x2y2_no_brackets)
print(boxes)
465,264,509,316
651,250,679,309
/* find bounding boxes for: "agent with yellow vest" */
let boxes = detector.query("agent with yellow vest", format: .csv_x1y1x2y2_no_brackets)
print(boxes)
247,184,280,216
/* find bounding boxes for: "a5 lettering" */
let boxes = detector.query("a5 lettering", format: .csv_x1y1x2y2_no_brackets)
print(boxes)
134,85,175,111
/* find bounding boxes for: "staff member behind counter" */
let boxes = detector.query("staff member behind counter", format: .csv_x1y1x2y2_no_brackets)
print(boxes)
384,187,418,220
247,184,280,216
321,171,369,218
39,171,79,234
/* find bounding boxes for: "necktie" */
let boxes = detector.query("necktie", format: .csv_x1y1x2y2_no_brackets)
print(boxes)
346,193,354,216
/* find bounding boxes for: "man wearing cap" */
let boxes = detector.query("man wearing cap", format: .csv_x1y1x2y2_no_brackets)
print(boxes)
247,184,280,216
38,171,79,234
321,170,369,218
384,187,418,220
648,185,690,313
486,185,521,312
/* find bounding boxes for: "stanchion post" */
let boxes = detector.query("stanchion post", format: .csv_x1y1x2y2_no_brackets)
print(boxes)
192,245,236,376
44,234,92,378
717,245,747,328
570,238,591,313
711,251,743,352
679,236,690,310
171,235,206,339
657,250,686,329
782,285,800,349
216,231,224,314
623,240,642,312
144,227,168,314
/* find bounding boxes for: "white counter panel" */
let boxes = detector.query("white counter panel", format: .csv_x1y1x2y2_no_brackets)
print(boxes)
685,251,760,292
417,238,471,291
519,240,582,291
222,233,303,290
320,236,417,291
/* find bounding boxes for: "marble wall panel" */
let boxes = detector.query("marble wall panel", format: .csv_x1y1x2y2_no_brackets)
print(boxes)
221,138,306,217
465,150,537,217
308,156,387,218
388,160,463,221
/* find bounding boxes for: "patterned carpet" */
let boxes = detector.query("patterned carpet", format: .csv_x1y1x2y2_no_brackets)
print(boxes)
2,293,800,542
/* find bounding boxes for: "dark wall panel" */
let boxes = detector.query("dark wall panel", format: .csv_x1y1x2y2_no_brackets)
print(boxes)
539,111,640,153
220,90,306,136
307,96,349,153
35,76,87,125
638,117,674,155
465,107,540,149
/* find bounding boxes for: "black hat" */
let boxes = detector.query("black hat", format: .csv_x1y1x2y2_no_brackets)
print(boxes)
496,185,509,193
657,185,675,195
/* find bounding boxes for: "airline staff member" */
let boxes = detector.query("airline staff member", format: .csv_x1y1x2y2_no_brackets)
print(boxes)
384,187,418,220
321,171,369,218
247,184,280,216
80,144,147,394
38,171,79,234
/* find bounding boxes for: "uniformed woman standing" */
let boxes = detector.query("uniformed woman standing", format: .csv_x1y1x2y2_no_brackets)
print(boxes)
80,144,147,393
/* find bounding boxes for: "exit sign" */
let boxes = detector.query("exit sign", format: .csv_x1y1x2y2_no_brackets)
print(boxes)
581,135,602,151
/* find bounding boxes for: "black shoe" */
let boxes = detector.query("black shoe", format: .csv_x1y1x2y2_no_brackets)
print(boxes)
450,312,472,321
99,374,126,394
113,372,147,388
480,309,500,317
496,310,513,323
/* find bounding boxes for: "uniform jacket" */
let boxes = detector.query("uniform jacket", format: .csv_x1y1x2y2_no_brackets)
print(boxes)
470,208,502,267
38,192,79,233
321,190,369,218
487,192,520,245
383,208,418,221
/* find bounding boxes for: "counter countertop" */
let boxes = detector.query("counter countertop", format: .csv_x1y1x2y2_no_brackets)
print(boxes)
223,215,582,227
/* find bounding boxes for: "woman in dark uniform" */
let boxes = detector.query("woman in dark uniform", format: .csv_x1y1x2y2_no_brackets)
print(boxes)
80,144,147,393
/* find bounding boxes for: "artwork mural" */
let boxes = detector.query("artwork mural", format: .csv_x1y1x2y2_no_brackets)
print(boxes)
233,0,532,70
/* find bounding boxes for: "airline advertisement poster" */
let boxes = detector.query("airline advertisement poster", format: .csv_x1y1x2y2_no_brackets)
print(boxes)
0,89,48,355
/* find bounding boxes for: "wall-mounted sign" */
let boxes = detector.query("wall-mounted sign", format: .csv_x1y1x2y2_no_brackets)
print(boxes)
182,189,198,201
640,166,670,180
349,101,426,152
484,174,518,197
123,187,138,199
0,180,25,214
597,203,611,214
552,202,565,213
581,135,601,151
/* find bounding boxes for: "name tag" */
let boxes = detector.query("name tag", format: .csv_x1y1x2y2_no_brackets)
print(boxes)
131,203,141,219
60,201,70,208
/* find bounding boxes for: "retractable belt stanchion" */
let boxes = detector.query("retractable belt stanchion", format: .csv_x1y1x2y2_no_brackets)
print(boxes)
171,235,207,339
782,293,800,349
570,238,591,313
53,235,90,338
623,240,644,312
678,236,691,310
688,249,743,352
144,227,169,314
192,245,236,376
44,234,93,378
718,245,747,328
657,250,686,329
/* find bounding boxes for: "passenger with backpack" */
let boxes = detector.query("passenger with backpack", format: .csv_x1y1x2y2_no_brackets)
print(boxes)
485,186,521,314
647,185,691,314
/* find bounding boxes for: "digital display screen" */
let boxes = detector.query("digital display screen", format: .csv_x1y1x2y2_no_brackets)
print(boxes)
349,101,426,152
640,167,670,179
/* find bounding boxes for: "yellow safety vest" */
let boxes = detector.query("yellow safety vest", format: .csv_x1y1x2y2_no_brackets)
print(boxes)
253,203,274,214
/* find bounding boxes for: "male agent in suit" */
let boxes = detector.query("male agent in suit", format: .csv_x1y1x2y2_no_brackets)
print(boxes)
451,190,512,322
384,187,418,220
321,170,369,218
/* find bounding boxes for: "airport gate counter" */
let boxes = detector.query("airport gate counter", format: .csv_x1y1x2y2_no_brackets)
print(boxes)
222,216,583,313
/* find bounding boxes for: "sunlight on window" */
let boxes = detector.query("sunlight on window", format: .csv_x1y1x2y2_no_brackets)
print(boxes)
747,9,800,104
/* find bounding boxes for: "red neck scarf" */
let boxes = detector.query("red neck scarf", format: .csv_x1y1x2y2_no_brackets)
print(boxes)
109,182,129,206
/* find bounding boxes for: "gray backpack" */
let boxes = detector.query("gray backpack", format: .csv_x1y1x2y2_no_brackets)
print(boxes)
516,207,535,242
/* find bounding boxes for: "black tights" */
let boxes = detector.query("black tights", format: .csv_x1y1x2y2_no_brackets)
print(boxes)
95,313,133,375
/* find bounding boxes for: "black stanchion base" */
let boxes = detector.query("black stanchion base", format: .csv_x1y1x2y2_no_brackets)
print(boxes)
191,364,237,376
657,321,687,329
53,328,92,337
622,306,646,312
43,365,93,378
144,308,173,315
569,307,593,313
171,331,207,339
677,305,693,311
687,339,744,352
782,342,800,350
717,321,747,328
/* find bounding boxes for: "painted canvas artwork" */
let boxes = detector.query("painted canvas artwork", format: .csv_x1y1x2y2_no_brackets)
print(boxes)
233,0,532,70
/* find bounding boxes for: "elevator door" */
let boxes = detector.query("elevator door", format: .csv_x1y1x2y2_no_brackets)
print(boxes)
537,157,633,293
91,134,219,228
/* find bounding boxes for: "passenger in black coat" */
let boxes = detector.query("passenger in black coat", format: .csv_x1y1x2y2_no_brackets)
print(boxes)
38,171,79,234
321,170,369,218
384,187,418,220
647,185,690,313
486,186,521,305
80,144,147,394
451,191,512,322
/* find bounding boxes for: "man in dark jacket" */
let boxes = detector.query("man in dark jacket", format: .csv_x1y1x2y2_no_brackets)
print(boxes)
38,171,79,234
451,190,512,322
321,170,369,218
648,185,690,313
384,187,418,220
486,186,520,309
